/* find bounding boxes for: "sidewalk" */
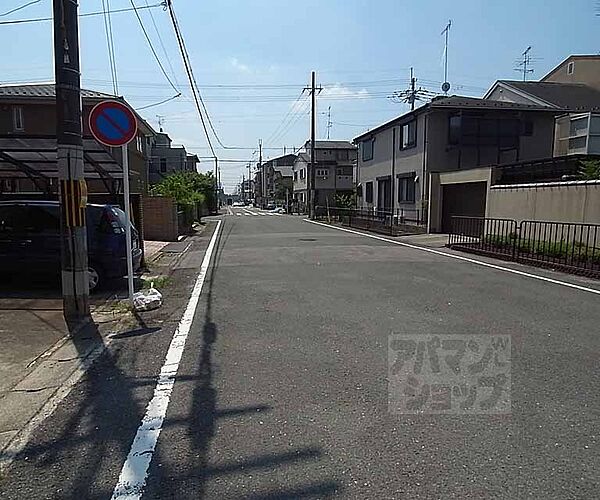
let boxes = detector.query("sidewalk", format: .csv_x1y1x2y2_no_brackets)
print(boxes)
0,230,205,468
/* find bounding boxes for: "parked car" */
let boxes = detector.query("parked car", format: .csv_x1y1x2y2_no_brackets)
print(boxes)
0,200,142,291
266,202,276,210
232,201,244,207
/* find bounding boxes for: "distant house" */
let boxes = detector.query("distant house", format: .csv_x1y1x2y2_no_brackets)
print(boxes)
257,153,296,208
0,83,157,197
353,96,559,232
149,132,198,184
292,140,357,212
485,55,600,156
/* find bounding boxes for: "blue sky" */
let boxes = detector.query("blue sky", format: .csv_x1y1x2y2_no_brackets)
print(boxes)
0,0,598,191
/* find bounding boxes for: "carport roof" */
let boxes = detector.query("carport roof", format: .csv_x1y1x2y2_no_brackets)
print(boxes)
0,135,130,184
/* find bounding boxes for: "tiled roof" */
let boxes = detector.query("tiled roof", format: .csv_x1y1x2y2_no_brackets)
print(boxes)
496,81,600,111
429,95,556,111
0,83,116,100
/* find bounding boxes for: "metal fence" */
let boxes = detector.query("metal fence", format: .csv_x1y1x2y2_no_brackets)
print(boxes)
315,206,427,236
448,216,600,277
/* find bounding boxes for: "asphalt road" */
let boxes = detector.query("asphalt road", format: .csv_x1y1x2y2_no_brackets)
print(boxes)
1,211,599,499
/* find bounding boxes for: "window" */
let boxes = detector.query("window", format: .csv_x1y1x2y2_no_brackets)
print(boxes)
337,166,353,176
300,169,306,180
136,135,143,152
160,158,167,173
397,174,416,203
362,138,374,161
12,107,24,131
448,115,461,145
567,61,574,75
316,168,329,177
400,120,417,149
336,150,349,161
365,181,373,203
569,117,588,137
294,171,298,181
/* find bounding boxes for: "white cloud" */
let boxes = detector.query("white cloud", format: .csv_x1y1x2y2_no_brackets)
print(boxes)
229,57,251,73
320,84,369,100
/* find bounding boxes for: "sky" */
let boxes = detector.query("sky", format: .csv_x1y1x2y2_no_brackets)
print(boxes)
0,0,599,192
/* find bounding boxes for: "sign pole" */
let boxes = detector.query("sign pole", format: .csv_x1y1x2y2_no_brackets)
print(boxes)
122,144,135,304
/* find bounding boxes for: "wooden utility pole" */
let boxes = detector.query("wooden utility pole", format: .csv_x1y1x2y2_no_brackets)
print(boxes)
53,0,90,325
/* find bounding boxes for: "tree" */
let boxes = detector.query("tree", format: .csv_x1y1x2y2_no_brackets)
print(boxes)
578,159,600,180
151,171,215,209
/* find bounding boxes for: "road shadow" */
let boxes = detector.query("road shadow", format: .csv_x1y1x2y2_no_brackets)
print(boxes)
0,314,163,500
145,221,342,498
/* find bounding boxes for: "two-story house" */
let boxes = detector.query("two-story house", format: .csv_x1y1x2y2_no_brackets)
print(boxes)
149,132,198,184
292,140,357,211
0,83,157,197
257,153,296,208
485,55,600,156
354,96,559,232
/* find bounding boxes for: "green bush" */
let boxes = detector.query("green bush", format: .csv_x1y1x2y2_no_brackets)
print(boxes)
151,171,214,208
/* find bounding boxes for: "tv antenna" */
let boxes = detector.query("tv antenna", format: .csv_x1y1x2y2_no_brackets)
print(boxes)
156,115,165,132
326,106,332,139
515,46,535,81
441,20,452,94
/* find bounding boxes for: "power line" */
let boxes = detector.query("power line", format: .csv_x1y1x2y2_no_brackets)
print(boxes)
144,0,180,88
129,0,180,94
101,0,119,95
0,0,41,17
135,93,181,110
264,90,306,146
0,2,164,25
166,0,215,156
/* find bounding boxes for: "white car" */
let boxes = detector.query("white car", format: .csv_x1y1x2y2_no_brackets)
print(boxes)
232,201,244,207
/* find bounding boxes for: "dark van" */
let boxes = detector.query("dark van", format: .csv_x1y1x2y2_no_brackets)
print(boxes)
0,200,142,291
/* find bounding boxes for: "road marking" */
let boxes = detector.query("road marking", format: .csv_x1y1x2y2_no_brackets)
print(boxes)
304,219,600,296
236,213,242,217
111,220,223,500
227,206,233,215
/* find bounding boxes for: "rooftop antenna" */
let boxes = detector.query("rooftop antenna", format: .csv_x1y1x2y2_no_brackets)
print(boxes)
326,106,332,139
156,115,165,132
515,46,535,81
441,20,452,95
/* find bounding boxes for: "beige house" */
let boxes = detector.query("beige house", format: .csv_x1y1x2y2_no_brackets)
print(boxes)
292,140,357,211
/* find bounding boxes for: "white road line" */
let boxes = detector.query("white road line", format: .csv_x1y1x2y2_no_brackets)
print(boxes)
304,219,600,297
227,206,233,215
244,213,251,216
236,213,242,217
111,220,223,500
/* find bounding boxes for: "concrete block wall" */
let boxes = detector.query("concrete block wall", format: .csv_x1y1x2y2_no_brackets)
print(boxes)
487,181,600,225
142,196,179,242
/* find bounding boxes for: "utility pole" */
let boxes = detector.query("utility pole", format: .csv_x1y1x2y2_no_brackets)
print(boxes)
259,139,264,208
410,68,416,111
305,71,322,219
326,106,332,139
214,156,219,212
53,0,90,326
247,162,251,202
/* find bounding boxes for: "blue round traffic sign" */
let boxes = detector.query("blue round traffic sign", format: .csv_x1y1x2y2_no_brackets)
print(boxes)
89,100,138,147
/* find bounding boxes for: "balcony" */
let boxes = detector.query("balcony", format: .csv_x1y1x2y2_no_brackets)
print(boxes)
554,113,600,156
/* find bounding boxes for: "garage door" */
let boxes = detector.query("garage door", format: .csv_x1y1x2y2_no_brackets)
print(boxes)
441,182,487,233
